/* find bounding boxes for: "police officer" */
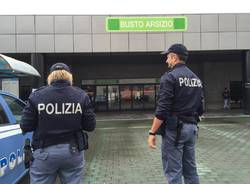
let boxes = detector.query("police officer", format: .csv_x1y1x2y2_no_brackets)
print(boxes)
147,44,203,184
20,63,96,184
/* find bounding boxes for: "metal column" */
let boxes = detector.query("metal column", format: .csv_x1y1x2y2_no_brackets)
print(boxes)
31,53,45,88
243,51,250,114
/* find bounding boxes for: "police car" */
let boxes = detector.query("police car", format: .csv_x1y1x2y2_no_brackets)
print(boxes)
0,54,40,184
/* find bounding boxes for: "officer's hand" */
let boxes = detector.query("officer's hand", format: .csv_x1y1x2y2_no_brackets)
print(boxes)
148,135,157,149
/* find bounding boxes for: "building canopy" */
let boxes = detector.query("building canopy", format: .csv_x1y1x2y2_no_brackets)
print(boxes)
0,54,40,78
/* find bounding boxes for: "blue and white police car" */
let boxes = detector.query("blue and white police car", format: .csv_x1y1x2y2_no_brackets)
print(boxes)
0,54,40,184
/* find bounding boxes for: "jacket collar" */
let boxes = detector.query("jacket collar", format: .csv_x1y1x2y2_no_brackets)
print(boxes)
169,63,185,72
51,80,71,87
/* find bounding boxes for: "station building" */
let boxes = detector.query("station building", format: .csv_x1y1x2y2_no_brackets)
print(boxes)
0,14,250,112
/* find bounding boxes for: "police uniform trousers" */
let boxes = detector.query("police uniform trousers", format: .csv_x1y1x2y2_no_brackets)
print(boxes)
30,143,84,184
161,123,200,184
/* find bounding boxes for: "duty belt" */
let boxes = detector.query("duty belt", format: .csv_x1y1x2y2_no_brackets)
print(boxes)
34,133,76,149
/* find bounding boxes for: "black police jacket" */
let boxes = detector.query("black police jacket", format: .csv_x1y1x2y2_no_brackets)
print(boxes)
20,80,96,148
155,63,204,121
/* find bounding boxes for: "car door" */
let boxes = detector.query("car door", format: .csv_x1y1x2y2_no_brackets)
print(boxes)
0,93,31,184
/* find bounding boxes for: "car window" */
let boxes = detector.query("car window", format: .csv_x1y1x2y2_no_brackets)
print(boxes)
2,95,25,123
0,103,9,125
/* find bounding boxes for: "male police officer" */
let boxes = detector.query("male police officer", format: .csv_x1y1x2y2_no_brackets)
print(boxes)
147,44,203,184
20,63,96,184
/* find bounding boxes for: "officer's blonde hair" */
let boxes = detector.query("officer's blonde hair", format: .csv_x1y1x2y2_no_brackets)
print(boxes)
47,70,73,85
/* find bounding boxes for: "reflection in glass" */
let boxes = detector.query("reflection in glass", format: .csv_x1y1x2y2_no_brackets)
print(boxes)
108,85,120,110
2,95,25,123
0,103,9,124
82,85,96,104
120,85,132,110
95,86,107,111
143,85,155,109
132,85,143,109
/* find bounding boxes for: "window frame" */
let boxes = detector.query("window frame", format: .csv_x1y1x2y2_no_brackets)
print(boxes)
0,93,26,125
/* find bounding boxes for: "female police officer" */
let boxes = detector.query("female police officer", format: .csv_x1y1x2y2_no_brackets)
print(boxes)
148,44,203,184
21,63,96,184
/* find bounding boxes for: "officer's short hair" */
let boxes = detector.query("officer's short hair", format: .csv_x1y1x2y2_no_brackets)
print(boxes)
176,54,187,62
47,70,73,85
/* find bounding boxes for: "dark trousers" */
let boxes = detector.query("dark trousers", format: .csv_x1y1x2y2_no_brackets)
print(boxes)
30,143,84,184
161,123,200,184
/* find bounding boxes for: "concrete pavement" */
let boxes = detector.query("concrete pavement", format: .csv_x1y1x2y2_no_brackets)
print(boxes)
18,111,250,184
83,116,250,184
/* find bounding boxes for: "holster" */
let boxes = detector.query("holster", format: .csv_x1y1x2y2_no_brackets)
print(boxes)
23,138,34,169
175,118,183,146
75,131,89,151
174,115,197,146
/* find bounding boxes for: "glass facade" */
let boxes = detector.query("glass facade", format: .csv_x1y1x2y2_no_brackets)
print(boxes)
82,83,159,111
132,85,143,109
108,85,120,110
95,86,107,111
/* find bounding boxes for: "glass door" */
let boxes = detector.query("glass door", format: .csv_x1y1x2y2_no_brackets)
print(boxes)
82,85,96,104
95,86,107,111
132,85,143,109
143,85,155,109
120,85,132,110
91,83,159,111
108,85,120,110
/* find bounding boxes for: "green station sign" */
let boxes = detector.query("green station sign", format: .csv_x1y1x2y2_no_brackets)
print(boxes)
106,17,187,32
